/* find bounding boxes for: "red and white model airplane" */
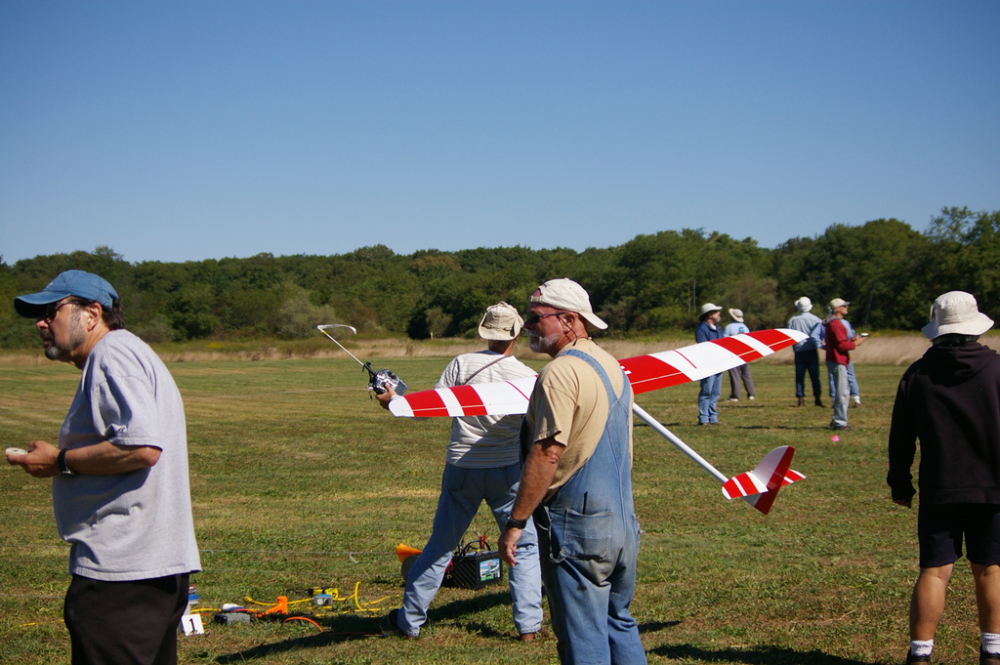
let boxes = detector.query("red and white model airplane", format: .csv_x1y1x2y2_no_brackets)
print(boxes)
387,329,808,514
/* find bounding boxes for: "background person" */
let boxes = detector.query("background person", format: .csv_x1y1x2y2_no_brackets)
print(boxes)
695,303,724,425
887,291,1000,664
811,310,864,408
377,302,542,640
788,296,824,407
498,278,646,665
824,298,865,430
6,270,200,665
723,307,755,402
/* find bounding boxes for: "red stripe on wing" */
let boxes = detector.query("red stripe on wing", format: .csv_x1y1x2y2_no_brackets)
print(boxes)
747,329,796,351
619,355,689,395
451,385,488,417
402,390,451,418
751,446,795,515
711,336,760,361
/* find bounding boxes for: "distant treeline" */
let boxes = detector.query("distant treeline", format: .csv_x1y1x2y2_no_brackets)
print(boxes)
2,206,997,348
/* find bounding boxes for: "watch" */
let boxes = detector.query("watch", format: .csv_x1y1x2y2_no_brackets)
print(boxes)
57,449,77,478
505,517,528,531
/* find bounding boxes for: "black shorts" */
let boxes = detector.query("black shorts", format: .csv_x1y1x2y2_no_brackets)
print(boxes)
918,503,1000,568
64,573,189,665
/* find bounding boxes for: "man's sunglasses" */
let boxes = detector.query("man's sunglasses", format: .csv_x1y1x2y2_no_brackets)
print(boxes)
523,311,564,327
41,301,76,322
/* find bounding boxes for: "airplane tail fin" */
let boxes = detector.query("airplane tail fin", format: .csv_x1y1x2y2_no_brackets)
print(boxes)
721,446,804,515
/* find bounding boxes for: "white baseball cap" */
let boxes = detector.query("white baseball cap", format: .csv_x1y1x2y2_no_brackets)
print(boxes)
922,291,994,340
529,278,607,330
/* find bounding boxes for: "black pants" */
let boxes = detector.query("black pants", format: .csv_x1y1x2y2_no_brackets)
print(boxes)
64,573,189,665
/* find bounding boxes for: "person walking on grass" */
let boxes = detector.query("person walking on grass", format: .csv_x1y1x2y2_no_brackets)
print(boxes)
888,291,1000,665
723,308,756,403
824,298,865,431
6,270,200,665
376,302,542,641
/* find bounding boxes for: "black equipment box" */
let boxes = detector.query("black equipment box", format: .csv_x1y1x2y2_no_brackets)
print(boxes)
445,549,504,590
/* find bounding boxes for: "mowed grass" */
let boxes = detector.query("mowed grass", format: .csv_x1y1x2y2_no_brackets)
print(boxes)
0,347,982,664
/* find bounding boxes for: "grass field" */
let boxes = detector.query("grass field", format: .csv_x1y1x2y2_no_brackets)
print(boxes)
0,341,987,664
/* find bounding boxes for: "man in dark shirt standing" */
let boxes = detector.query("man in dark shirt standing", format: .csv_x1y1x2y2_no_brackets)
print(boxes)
887,291,1000,664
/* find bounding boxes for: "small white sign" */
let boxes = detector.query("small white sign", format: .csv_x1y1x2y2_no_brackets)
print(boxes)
181,613,204,636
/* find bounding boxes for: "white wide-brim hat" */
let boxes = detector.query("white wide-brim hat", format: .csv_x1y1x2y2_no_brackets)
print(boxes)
922,291,994,340
530,278,607,330
795,297,812,313
699,303,722,318
728,308,744,323
478,302,523,340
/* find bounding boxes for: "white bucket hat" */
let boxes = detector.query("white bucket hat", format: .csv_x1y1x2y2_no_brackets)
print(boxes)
530,278,607,330
922,291,994,340
478,302,523,340
699,303,722,319
795,297,812,313
728,308,744,323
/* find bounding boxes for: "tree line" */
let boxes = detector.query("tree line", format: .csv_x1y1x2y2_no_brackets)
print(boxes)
2,206,997,348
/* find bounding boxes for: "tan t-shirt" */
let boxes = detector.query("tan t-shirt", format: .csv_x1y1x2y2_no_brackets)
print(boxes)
525,338,634,501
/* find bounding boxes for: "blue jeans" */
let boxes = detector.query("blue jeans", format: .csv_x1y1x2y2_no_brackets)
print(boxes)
827,361,849,428
396,462,543,637
698,373,722,423
827,360,859,399
794,349,821,398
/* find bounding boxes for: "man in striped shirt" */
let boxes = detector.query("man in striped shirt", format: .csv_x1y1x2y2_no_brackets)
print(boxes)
377,302,543,640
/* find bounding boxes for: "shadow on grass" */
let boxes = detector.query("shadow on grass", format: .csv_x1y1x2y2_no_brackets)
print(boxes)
213,614,383,663
639,620,681,633
649,643,875,665
214,591,515,662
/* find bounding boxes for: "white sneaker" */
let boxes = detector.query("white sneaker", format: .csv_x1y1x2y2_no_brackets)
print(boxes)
749,395,755,401
728,398,738,402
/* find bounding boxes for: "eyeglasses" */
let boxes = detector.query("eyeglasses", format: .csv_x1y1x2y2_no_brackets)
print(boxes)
523,310,564,327
41,301,76,323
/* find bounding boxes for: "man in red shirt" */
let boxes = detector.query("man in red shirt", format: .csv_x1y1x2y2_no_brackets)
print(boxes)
825,298,865,430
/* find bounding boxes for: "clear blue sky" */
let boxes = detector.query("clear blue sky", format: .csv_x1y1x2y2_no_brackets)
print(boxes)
2,1,997,265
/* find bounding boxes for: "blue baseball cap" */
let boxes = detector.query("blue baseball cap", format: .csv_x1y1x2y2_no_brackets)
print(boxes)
14,270,119,319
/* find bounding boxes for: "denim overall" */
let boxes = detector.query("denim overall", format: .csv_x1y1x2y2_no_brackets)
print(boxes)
524,350,646,665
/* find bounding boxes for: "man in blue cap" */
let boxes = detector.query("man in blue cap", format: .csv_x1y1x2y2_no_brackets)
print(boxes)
6,270,200,665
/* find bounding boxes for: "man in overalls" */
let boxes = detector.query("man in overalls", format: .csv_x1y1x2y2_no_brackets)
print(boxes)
498,278,646,665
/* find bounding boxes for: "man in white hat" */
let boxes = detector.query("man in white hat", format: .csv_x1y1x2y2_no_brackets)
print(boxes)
498,279,646,665
787,297,824,407
723,308,756,402
825,298,866,430
377,302,542,640
695,303,724,425
887,291,1000,664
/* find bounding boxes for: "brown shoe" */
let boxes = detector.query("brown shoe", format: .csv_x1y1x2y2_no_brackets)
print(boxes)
519,632,537,642
796,396,805,407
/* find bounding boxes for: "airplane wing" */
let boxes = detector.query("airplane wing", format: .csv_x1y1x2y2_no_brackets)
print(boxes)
388,328,806,418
